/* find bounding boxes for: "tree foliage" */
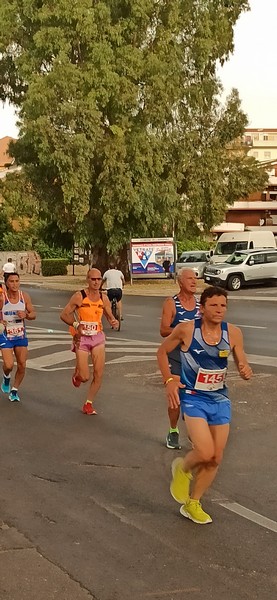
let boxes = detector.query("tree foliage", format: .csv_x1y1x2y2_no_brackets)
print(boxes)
0,0,266,254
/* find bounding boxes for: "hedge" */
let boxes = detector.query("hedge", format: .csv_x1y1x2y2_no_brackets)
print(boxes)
41,258,68,276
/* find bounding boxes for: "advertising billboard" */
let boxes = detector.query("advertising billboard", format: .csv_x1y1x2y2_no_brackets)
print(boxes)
130,238,176,280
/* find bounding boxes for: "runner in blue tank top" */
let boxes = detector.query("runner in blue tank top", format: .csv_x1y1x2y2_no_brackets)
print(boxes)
157,286,252,525
160,268,201,449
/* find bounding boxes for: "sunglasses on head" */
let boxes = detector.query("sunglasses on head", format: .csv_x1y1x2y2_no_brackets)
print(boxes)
89,277,102,281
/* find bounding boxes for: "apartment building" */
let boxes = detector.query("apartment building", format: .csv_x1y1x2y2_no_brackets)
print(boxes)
213,130,277,235
243,128,277,163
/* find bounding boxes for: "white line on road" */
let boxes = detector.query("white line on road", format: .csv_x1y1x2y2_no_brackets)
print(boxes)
234,324,266,329
229,296,277,301
125,313,143,318
219,501,277,533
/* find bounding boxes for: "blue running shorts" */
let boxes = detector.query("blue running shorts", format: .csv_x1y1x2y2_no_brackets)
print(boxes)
180,394,231,425
0,335,28,349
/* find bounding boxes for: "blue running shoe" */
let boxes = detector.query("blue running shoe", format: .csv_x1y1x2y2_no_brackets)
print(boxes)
9,390,20,402
1,376,11,394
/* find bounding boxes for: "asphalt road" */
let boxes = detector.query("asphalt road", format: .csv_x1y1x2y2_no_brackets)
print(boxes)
0,286,276,600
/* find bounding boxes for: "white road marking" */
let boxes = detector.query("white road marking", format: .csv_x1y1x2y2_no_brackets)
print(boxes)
33,304,43,308
8,328,277,371
27,350,73,369
106,356,157,365
234,324,266,329
244,353,277,368
125,313,143,318
229,296,277,302
256,290,277,294
50,306,62,310
219,501,277,534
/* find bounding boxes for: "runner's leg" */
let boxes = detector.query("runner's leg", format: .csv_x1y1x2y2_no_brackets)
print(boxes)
1,348,14,392
74,348,90,383
86,343,105,405
13,346,28,389
1,348,14,377
185,418,229,500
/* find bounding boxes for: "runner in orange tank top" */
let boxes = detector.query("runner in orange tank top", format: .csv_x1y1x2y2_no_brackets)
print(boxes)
60,268,119,415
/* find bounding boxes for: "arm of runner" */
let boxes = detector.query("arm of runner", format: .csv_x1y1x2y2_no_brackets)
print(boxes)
19,292,36,320
160,297,176,337
228,323,253,380
120,271,125,287
157,322,192,409
102,293,119,329
60,292,82,326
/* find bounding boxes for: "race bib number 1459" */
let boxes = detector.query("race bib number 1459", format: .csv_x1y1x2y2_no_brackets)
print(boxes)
194,368,227,392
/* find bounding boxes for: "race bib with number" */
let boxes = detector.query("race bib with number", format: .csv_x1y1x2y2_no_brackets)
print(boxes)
194,368,227,392
6,321,25,340
80,321,99,336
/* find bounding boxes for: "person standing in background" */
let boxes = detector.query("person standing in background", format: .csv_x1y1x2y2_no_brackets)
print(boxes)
2,258,16,280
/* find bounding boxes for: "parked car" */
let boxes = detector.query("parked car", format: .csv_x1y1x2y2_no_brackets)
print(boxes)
204,248,277,290
176,251,211,278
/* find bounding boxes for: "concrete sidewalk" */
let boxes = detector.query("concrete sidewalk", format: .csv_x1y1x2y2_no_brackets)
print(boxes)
19,266,206,296
0,520,93,600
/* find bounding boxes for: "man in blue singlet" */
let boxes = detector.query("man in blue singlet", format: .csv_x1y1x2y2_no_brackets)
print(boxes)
0,273,36,402
160,268,201,449
157,286,252,525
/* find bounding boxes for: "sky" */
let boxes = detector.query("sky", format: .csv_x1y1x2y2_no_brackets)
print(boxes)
0,0,277,139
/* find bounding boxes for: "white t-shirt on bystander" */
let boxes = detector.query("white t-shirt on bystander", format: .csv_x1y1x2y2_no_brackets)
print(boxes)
3,261,16,273
103,269,124,289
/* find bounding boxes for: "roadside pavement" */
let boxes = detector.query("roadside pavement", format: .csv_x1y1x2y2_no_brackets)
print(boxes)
18,265,206,295
0,266,205,600
0,520,92,600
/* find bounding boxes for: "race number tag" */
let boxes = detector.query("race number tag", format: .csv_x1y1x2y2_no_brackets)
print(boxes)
194,368,227,392
80,321,98,336
6,322,25,339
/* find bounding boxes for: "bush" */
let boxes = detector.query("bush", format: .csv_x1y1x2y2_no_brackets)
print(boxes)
177,238,215,256
34,240,71,261
41,258,68,276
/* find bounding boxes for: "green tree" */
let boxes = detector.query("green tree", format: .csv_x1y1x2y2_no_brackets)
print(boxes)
0,0,264,256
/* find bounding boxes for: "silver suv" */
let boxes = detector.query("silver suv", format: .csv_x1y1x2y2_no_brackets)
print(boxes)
176,251,210,278
204,249,277,290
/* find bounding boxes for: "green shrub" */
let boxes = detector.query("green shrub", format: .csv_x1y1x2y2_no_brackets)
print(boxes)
34,240,71,261
177,238,215,256
41,258,68,276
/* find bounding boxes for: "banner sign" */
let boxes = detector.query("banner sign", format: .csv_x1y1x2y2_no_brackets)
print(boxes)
130,238,175,278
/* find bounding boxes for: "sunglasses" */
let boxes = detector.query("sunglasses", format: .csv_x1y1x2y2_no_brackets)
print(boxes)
88,277,102,281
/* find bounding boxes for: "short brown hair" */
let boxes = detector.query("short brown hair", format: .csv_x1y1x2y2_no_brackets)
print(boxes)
200,286,228,306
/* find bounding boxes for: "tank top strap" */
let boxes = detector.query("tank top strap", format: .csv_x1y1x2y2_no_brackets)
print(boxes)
81,289,87,299
194,319,201,331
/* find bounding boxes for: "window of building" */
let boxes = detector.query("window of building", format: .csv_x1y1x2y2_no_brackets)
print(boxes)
263,135,268,141
264,151,271,159
253,151,259,158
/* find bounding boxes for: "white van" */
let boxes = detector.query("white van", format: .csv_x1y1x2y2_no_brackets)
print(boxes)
210,230,276,264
